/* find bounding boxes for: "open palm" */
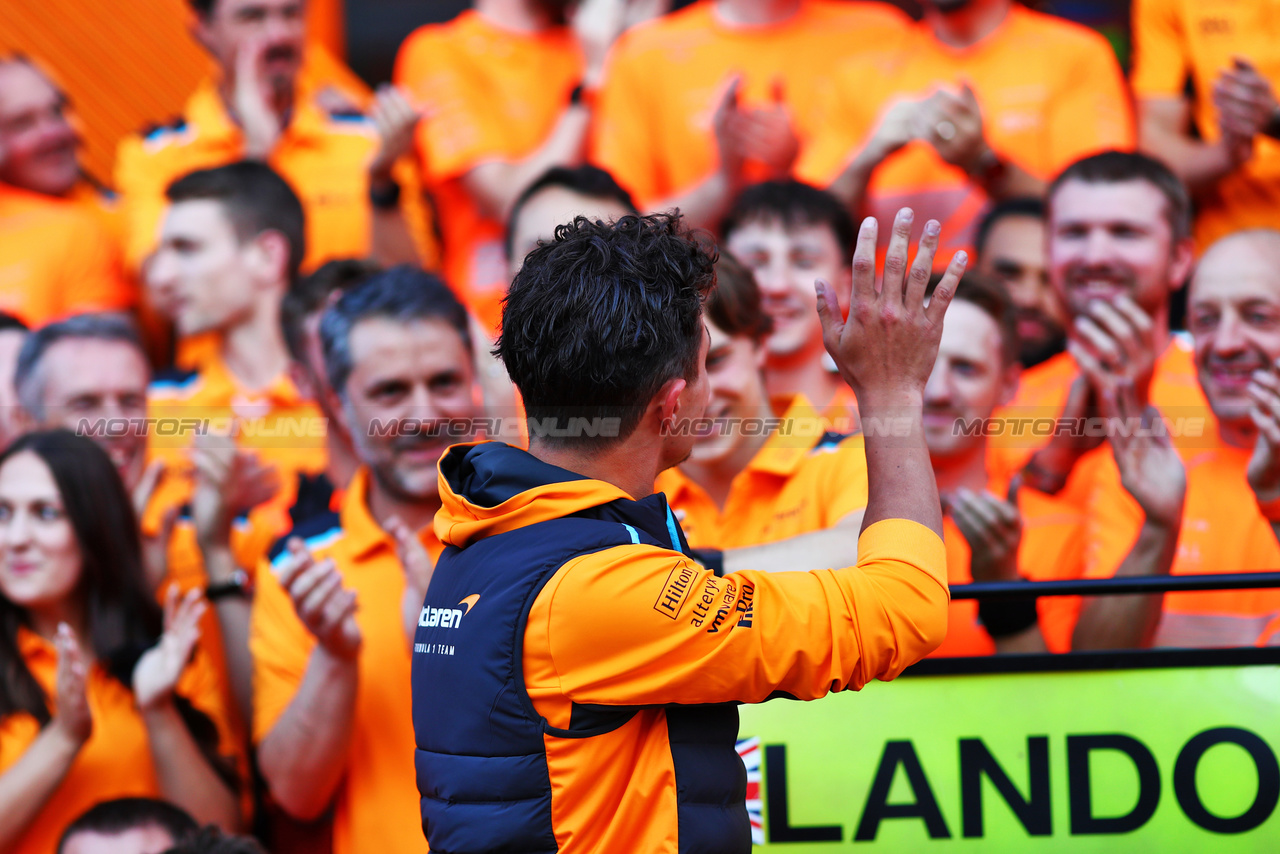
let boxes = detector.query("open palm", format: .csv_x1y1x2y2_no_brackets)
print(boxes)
133,587,205,711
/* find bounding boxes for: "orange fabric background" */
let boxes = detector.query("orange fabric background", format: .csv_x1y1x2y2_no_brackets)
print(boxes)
0,0,347,188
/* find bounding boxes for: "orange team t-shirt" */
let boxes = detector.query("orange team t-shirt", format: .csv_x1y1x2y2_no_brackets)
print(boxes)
0,184,134,326
114,76,426,274
252,467,440,854
987,333,1210,489
590,0,909,210
797,4,1133,265
935,467,1087,657
394,11,582,334
145,355,329,551
1084,432,1280,648
656,396,868,549
0,629,235,854
1131,0,1280,251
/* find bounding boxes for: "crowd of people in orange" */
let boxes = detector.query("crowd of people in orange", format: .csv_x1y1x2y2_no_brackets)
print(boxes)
1,0,1280,850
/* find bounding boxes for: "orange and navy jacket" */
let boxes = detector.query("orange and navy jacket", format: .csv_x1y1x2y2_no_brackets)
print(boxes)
413,441,948,853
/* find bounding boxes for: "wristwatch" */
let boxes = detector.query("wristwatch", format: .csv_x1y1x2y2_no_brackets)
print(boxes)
206,569,253,601
369,178,402,210
1265,106,1280,141
968,146,1008,190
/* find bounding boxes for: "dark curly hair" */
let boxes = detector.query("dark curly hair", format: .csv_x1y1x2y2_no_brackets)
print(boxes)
497,213,717,447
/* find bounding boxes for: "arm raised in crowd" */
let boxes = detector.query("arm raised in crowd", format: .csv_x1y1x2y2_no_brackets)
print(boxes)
256,542,362,821
191,438,281,729
462,0,629,223
721,508,865,575
1071,350,1185,651
1246,359,1280,548
366,85,426,267
135,589,241,830
0,626,92,852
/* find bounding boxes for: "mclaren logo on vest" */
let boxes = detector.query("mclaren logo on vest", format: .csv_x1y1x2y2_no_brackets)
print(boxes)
419,594,481,629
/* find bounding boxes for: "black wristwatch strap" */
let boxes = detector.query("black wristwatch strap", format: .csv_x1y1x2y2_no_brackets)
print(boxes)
206,569,252,601
978,589,1040,638
369,178,401,210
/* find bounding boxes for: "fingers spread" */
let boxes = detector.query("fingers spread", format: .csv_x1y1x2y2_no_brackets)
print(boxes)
850,216,879,307
924,250,965,329
882,208,915,294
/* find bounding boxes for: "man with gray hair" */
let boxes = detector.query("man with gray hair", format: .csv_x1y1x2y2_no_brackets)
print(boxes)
251,265,480,854
15,313,151,489
1082,229,1280,648
14,312,272,728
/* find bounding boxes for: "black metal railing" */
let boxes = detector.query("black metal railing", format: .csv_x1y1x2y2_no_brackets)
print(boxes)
950,572,1280,600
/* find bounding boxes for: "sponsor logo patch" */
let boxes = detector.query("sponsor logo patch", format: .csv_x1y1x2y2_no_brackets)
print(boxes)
654,562,697,619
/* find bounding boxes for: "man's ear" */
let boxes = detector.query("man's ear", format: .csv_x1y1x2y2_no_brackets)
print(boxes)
326,384,354,440
287,360,316,401
1170,237,1196,293
998,362,1022,408
190,11,215,55
654,376,688,433
246,229,292,289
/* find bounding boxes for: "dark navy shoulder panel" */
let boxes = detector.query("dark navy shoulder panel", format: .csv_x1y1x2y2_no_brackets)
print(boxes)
149,366,200,390
142,116,188,141
814,430,849,451
266,509,343,564
289,471,337,529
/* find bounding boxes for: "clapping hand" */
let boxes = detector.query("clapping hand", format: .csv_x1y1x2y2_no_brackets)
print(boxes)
133,587,206,712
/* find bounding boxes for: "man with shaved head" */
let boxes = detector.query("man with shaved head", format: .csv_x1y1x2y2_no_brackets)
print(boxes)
1079,228,1280,648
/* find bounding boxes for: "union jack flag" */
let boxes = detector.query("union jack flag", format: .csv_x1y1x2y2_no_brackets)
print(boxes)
737,736,764,845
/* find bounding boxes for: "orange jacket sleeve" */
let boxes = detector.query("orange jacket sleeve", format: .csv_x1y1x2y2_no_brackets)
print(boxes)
527,519,947,707
1130,0,1189,98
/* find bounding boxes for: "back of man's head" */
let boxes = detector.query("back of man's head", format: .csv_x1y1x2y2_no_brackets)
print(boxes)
282,258,382,366
721,179,856,259
57,798,197,854
506,165,638,257
320,264,471,398
15,313,146,420
974,196,1046,261
498,213,716,448
1048,150,1191,243
166,161,307,283
157,826,266,854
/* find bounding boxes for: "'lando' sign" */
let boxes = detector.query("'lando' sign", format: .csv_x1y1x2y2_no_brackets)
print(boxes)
739,654,1280,851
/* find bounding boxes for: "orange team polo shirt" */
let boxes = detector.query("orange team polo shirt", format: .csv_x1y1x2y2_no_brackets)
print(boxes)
0,629,234,854
251,467,440,854
797,4,1133,265
935,468,1086,657
987,333,1209,488
1084,431,1280,649
394,11,582,334
0,184,134,327
1131,0,1280,251
655,396,868,549
114,78,386,273
145,355,329,552
590,0,909,210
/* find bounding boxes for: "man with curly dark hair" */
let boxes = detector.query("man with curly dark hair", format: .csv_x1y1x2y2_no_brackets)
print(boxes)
411,208,965,852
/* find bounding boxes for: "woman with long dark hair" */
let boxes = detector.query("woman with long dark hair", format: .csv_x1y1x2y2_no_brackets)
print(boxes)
0,430,239,853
